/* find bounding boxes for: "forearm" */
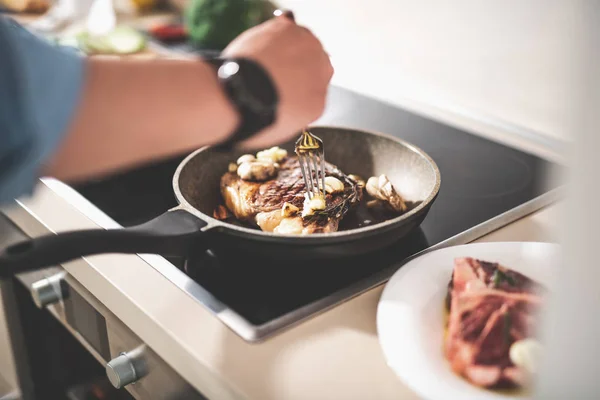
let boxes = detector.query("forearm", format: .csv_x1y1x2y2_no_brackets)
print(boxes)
44,57,240,181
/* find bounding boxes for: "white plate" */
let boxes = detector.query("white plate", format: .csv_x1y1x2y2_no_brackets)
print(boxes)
376,242,560,400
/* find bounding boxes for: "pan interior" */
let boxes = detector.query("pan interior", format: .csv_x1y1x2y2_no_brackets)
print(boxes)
176,126,439,232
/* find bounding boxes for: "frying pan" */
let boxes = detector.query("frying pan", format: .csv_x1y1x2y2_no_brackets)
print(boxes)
0,126,441,276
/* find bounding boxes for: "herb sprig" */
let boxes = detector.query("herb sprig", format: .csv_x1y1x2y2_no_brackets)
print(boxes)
492,269,516,287
303,170,362,224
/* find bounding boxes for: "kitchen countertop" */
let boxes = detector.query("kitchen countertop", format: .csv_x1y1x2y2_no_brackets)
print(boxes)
7,6,565,400
11,184,561,400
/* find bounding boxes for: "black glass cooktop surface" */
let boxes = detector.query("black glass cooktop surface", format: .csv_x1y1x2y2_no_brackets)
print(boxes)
70,86,561,337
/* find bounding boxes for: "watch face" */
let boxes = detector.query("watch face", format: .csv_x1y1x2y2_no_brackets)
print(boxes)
217,61,240,80
219,58,278,114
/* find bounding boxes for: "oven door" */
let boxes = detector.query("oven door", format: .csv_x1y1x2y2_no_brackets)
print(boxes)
1,213,31,400
0,279,22,400
0,212,207,400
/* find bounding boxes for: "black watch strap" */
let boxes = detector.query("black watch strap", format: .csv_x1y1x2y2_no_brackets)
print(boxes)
206,57,279,151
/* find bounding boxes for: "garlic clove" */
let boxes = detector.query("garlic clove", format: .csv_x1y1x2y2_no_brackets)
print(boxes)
256,146,288,163
237,160,278,181
365,174,407,213
237,154,256,165
281,202,300,217
379,179,395,198
302,193,326,217
366,176,382,199
324,176,345,193
378,174,389,188
256,210,284,232
236,162,253,180
274,217,303,235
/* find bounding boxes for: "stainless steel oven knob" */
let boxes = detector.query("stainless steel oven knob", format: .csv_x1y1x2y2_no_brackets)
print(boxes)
106,347,147,389
30,272,67,308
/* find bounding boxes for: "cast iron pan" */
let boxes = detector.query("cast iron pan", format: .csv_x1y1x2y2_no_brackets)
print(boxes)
0,126,441,276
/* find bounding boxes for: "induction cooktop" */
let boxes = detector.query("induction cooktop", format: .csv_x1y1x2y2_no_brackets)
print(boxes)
51,85,562,341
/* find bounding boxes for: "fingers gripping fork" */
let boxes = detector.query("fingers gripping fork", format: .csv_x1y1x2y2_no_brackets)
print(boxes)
295,130,326,199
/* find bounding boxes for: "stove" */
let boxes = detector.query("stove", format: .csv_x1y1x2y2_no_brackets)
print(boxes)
2,87,562,342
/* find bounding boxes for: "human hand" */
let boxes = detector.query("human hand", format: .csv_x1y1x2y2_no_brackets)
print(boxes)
222,11,334,148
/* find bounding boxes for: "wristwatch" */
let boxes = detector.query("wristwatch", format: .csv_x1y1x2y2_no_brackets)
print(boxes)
205,57,279,150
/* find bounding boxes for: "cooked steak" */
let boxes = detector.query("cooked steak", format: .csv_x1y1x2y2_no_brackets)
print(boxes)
219,156,363,234
445,257,545,389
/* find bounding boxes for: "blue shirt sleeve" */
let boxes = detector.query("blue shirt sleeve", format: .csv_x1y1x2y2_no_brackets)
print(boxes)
0,16,85,205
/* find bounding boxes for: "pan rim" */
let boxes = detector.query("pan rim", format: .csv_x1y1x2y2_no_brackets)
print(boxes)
172,124,441,241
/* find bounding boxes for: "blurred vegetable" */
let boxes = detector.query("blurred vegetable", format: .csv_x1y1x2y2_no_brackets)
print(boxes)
57,26,146,56
149,22,187,42
184,0,277,50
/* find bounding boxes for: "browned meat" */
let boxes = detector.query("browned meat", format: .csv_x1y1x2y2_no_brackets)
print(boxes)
450,257,544,295
219,156,363,234
444,257,545,389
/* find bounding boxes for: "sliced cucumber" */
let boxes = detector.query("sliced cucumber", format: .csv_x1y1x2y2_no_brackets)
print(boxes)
73,27,146,55
105,27,146,54
77,32,113,54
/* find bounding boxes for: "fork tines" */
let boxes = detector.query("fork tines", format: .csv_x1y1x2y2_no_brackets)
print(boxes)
295,130,326,199
298,152,326,199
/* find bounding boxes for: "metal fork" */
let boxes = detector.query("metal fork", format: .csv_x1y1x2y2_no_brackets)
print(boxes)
295,129,326,199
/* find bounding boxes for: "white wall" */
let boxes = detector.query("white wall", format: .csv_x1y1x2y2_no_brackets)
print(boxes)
278,0,585,142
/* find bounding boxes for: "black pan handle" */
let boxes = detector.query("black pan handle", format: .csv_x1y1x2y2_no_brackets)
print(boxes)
0,209,208,277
